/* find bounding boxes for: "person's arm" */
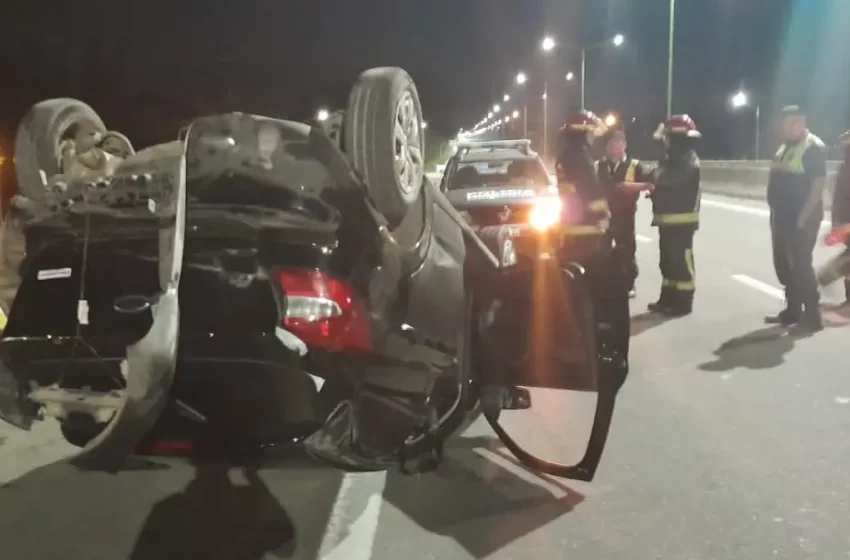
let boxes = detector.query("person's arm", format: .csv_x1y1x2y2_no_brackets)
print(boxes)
618,161,656,193
798,144,827,228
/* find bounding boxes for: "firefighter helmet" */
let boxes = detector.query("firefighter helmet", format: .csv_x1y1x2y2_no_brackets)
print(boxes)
562,110,607,137
653,114,702,140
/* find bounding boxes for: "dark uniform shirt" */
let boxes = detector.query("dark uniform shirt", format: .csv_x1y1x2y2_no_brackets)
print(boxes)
555,145,610,234
767,132,827,222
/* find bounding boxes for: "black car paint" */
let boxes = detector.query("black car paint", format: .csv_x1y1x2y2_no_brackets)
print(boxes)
0,114,471,473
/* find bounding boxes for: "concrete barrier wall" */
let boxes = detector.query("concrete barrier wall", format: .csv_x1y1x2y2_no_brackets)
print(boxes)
692,160,841,209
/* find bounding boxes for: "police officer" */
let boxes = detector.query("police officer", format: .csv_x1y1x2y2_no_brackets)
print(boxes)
828,129,850,305
647,114,702,316
764,106,828,332
595,129,655,298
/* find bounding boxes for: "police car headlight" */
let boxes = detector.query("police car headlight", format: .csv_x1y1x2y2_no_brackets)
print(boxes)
528,196,563,231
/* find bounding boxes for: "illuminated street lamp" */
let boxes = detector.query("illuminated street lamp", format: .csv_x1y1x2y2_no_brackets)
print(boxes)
488,111,493,119
316,109,330,122
579,33,626,110
516,72,527,86
512,110,520,119
730,89,761,159
504,116,511,123
503,94,510,102
566,71,575,81
541,36,556,52
493,104,501,114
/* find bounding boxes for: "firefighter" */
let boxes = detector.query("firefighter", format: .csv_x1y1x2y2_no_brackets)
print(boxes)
554,111,630,364
764,106,828,332
827,129,850,305
647,114,702,316
595,129,655,298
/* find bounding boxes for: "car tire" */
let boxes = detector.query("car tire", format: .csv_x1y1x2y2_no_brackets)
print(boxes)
14,98,107,204
344,67,425,228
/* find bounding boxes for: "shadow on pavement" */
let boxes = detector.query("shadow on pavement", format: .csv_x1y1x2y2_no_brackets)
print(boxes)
375,435,585,559
129,461,296,560
630,311,675,337
0,436,583,560
698,325,818,372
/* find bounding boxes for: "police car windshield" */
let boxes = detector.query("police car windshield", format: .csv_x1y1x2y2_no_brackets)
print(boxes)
446,157,550,190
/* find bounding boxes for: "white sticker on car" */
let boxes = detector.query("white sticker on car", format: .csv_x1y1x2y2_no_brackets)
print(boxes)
465,189,536,201
37,267,72,280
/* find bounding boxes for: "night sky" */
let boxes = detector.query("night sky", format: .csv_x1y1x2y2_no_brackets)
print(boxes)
2,0,849,158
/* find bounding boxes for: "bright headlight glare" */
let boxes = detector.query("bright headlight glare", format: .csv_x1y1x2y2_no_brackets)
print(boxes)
529,196,563,231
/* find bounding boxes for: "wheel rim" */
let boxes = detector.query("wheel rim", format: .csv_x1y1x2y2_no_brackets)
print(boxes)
393,90,424,198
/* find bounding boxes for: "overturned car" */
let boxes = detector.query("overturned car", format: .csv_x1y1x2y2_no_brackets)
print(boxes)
0,67,626,481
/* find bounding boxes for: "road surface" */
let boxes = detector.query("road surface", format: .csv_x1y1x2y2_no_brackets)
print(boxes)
2,193,850,560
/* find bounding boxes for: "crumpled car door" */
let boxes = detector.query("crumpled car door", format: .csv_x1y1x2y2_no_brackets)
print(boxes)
69,143,187,472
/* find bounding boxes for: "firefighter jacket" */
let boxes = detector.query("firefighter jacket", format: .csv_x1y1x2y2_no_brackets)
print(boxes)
556,146,610,236
650,149,701,227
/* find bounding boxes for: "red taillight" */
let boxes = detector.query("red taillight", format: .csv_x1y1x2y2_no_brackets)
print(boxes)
277,268,372,353
149,440,194,455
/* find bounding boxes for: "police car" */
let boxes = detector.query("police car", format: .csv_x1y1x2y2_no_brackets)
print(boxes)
439,139,563,266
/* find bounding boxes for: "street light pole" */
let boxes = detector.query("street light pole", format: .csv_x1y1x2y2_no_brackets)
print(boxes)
667,0,676,117
580,48,587,110
523,105,528,138
755,104,761,160
543,83,549,159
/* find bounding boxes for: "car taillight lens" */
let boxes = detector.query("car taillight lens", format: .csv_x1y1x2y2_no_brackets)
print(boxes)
277,268,372,353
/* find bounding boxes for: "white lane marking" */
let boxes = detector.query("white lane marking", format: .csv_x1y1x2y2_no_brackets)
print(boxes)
702,198,770,217
701,196,831,227
319,472,386,560
731,274,784,299
636,234,652,243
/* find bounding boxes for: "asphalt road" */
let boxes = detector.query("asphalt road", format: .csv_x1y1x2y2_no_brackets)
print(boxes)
2,193,850,560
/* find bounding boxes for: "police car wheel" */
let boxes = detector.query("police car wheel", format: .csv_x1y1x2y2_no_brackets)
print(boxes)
344,67,425,228
14,98,107,204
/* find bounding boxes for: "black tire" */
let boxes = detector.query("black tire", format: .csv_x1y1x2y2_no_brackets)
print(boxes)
477,226,515,267
14,98,106,203
344,67,425,227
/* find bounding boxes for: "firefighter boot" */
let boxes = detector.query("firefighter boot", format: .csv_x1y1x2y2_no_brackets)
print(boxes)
647,287,673,313
664,289,693,317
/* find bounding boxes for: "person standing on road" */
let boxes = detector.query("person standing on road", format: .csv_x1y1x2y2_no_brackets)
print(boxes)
820,129,850,305
646,115,702,316
764,106,828,332
595,129,655,299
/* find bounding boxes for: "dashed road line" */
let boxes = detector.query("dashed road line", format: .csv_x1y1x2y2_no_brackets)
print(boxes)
731,274,784,300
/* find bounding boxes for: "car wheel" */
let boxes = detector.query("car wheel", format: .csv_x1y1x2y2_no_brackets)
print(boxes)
60,413,108,448
100,130,135,159
14,98,107,203
344,67,425,227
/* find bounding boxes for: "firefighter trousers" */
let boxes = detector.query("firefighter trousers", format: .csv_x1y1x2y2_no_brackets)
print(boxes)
658,225,696,308
770,212,820,313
